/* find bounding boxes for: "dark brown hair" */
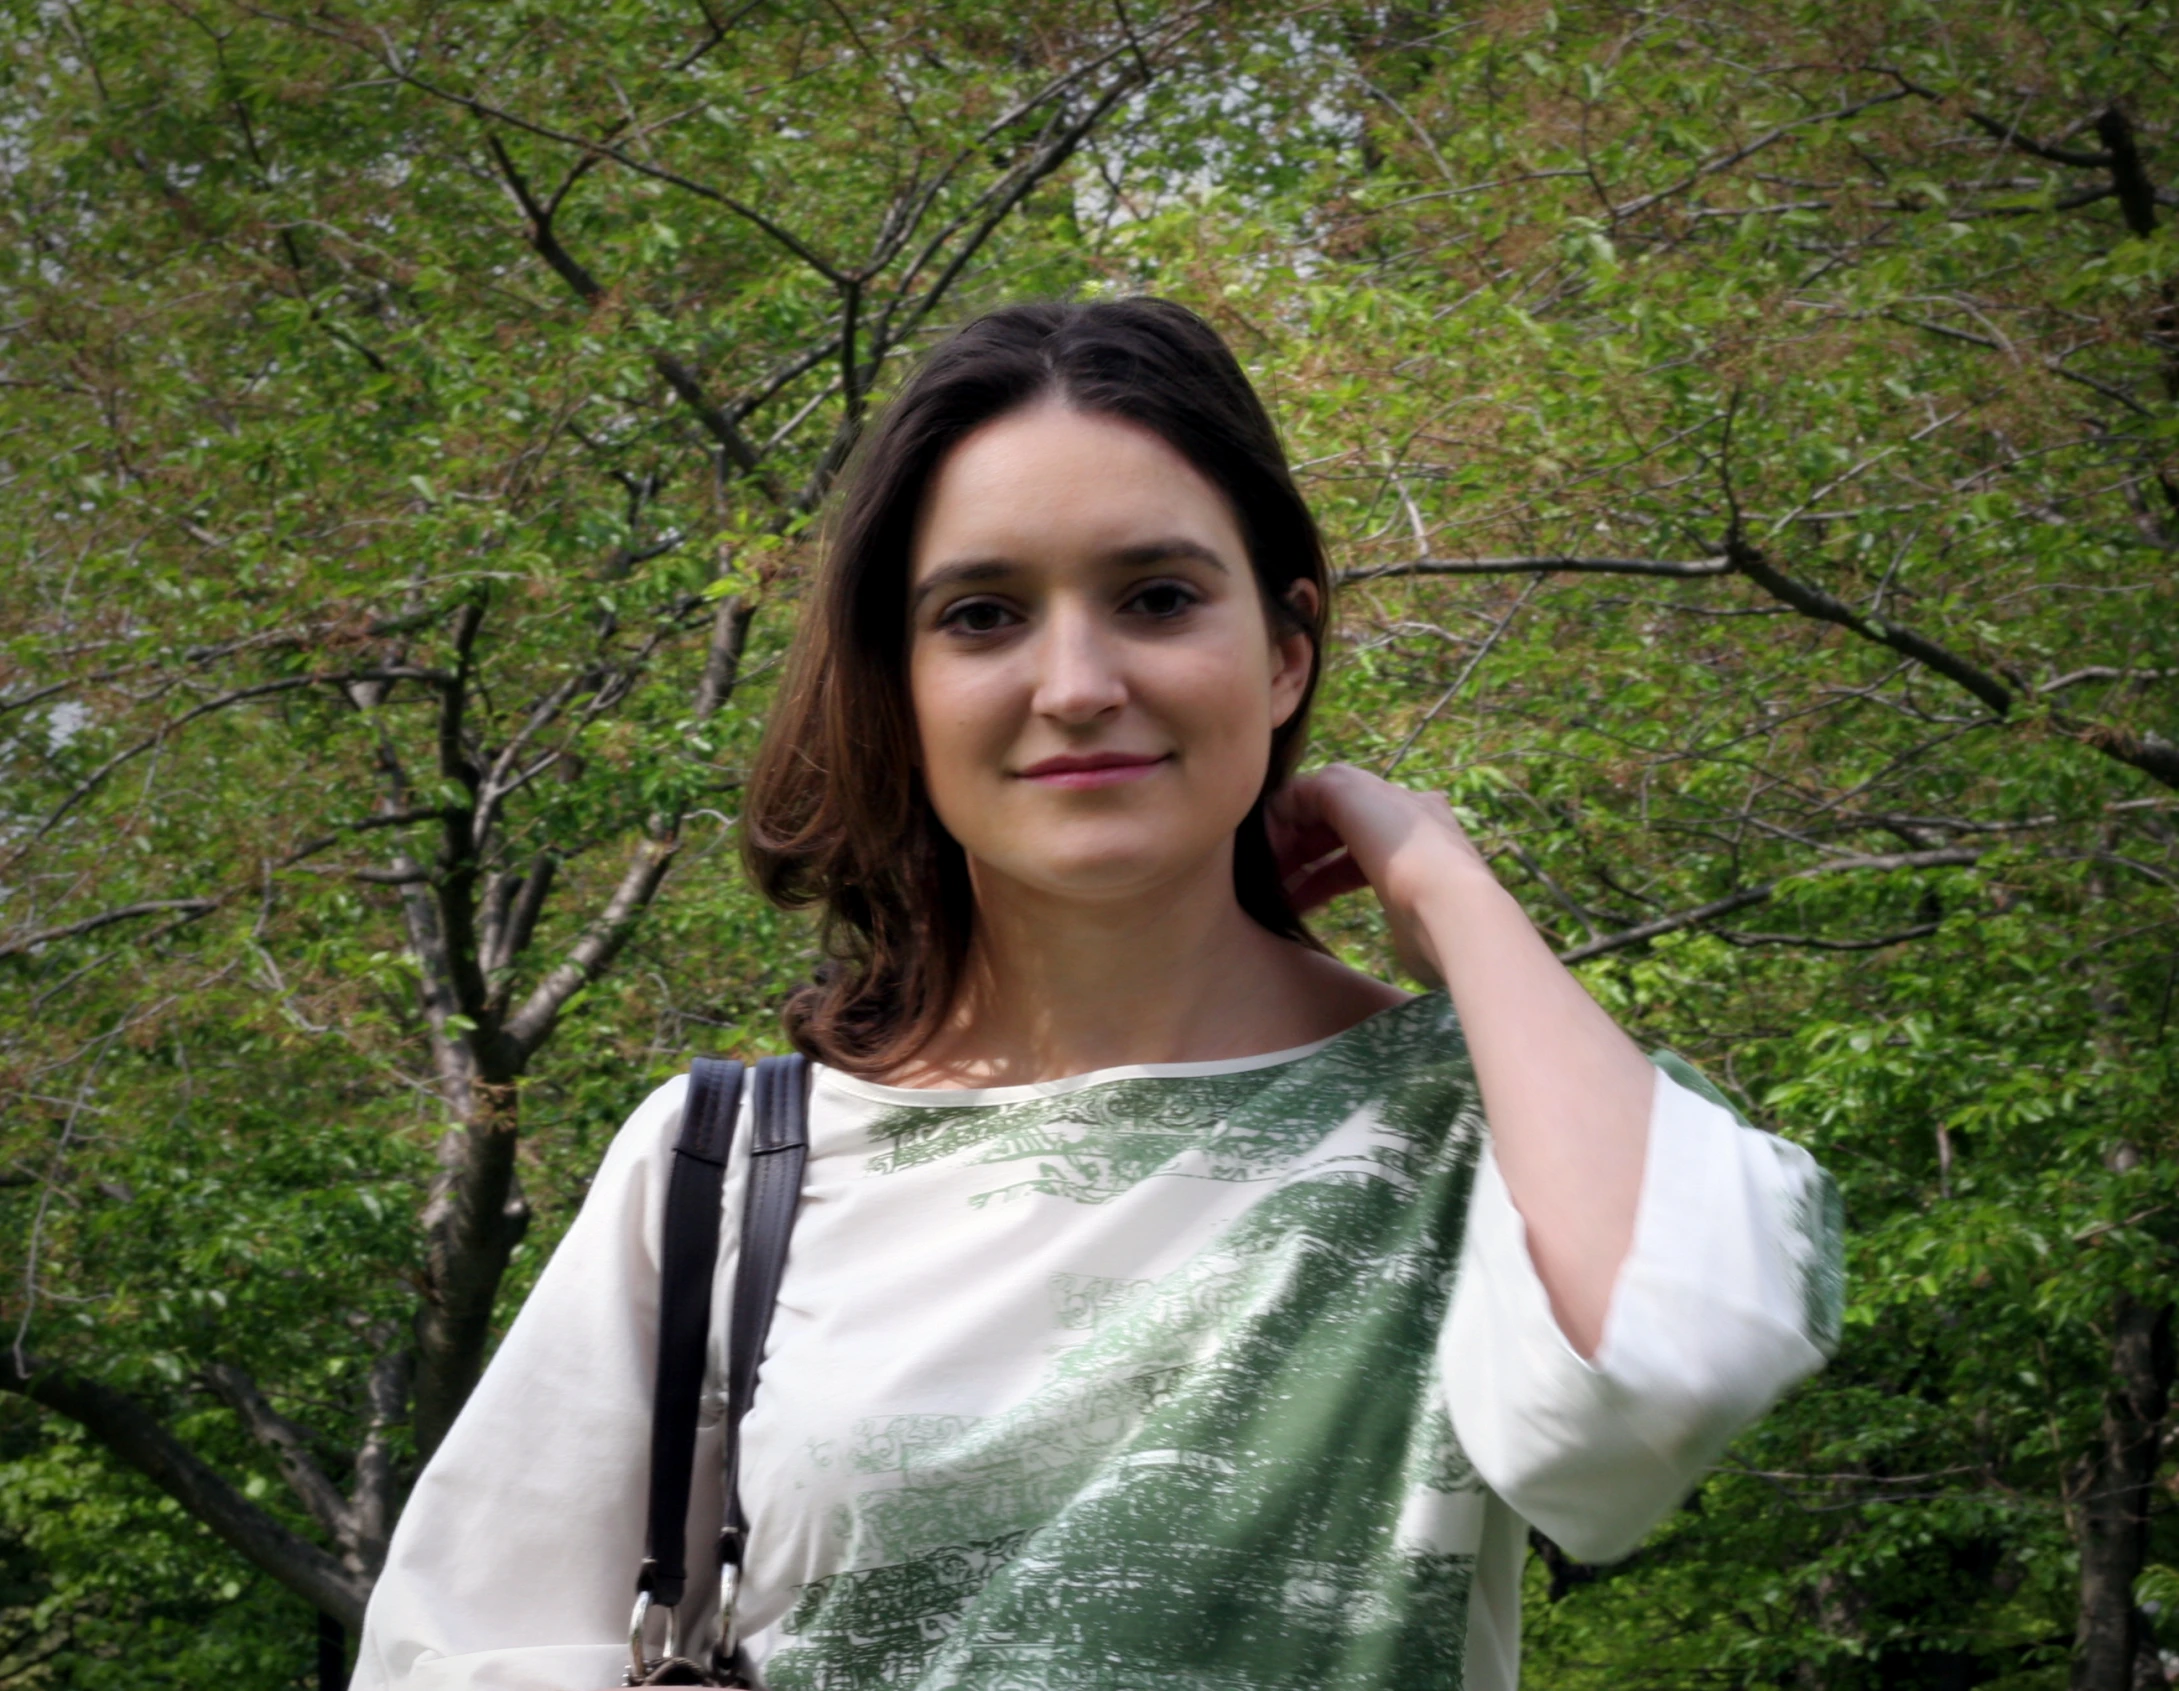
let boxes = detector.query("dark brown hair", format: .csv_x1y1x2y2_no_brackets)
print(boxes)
740,297,1331,1075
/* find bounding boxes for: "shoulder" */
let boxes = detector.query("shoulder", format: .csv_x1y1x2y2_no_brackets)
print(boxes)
1287,945,1413,1038
621,1069,693,1137
591,1071,694,1184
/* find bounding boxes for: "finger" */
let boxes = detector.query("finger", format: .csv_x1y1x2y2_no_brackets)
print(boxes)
1268,819,1345,885
1278,841,1349,896
1264,778,1349,872
1282,850,1370,914
1264,808,1344,878
1264,770,1342,832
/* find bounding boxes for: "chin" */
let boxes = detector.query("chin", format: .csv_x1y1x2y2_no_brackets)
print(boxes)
978,832,1218,904
1042,861,1181,902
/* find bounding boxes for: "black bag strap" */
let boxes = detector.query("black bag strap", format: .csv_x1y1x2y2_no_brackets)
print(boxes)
639,1056,743,1611
720,1054,810,1576
634,1052,809,1629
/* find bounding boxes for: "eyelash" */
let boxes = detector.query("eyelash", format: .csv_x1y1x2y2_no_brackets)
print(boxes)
1127,580,1201,619
934,581,1203,636
938,599,1017,636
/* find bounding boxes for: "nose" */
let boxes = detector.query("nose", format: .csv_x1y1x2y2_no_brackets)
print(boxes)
1029,599,1128,725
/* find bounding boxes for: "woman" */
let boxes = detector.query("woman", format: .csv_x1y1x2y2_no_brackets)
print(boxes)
353,299,1841,1690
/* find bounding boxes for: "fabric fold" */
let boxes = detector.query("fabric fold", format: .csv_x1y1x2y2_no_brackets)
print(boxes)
1441,1059,1840,1565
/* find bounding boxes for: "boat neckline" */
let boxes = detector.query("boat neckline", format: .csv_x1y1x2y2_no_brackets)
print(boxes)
817,989,1439,1107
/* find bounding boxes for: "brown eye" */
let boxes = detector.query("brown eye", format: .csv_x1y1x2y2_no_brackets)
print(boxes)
940,598,1016,635
1127,581,1200,619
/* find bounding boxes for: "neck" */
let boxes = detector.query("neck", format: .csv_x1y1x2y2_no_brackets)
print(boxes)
900,845,1318,1086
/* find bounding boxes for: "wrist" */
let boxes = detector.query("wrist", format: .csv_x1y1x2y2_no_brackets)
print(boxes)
1381,829,1499,919
1379,837,1507,988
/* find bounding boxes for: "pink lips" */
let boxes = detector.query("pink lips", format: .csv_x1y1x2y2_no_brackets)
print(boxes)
1015,752,1170,790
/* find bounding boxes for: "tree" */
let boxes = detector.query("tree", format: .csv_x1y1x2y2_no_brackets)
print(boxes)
4,2,2175,1688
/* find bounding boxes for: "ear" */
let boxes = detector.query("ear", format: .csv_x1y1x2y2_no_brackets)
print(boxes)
1268,579,1321,730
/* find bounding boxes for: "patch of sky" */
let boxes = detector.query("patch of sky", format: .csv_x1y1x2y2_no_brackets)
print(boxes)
1073,19,1364,263
47,699,89,751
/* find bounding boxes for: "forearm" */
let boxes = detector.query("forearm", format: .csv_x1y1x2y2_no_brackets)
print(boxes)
1405,844,1653,1358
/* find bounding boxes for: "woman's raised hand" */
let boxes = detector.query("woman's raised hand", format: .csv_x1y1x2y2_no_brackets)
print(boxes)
1264,764,1493,986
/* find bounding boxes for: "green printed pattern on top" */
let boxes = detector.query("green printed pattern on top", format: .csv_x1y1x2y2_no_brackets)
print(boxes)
764,995,1488,1691
758,996,1844,1691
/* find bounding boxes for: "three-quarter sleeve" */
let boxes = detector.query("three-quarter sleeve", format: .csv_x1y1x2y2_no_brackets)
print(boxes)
351,1074,735,1690
1439,1054,1843,1564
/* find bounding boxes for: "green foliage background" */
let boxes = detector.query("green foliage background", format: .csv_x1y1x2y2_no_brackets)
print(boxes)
3,2,2176,1687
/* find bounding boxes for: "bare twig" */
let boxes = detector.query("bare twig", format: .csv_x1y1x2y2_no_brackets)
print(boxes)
0,898,220,961
1557,848,1981,963
1338,554,1732,586
1382,576,1542,776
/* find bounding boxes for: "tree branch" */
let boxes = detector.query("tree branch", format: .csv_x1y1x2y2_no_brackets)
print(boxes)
856,25,1154,286
474,668,596,849
483,850,557,995
2067,722,2179,791
1727,538,2179,790
500,830,680,1058
877,71,1143,359
1342,539,2178,791
1882,70,2113,168
338,36,848,281
411,1088,528,1461
1711,921,1942,951
652,350,777,487
348,1344,411,1575
1556,848,1982,963
200,1362,356,1556
431,605,490,1022
334,806,462,834
0,899,220,961
2,1352,369,1629
692,593,754,721
478,122,777,487
482,130,603,301
1725,536,2018,717
1882,311,2153,416
1607,89,1913,223
1336,554,1732,585
16,676,324,857
723,334,843,426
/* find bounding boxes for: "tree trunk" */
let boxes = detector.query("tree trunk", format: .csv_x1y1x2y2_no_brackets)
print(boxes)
2072,1293,2174,1691
411,1079,530,1459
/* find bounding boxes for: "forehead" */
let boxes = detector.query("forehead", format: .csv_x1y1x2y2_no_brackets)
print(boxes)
910,403,1246,577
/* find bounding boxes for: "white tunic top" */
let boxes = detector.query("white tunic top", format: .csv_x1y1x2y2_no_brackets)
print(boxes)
353,991,1841,1691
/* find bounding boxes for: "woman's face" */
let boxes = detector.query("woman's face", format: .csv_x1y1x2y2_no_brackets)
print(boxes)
907,401,1314,908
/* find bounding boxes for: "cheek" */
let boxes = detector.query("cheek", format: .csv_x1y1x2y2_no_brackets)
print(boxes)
909,654,1014,792
1168,638,1277,749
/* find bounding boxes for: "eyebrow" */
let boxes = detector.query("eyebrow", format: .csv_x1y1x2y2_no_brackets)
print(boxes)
910,539,1229,611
